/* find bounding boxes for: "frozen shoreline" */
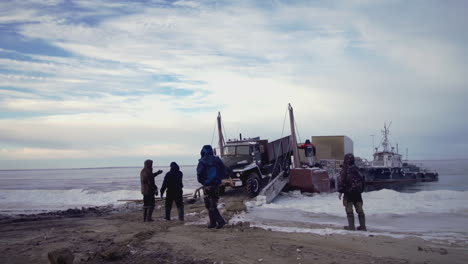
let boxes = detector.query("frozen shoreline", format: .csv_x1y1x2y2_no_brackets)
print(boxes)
1,193,467,264
2,188,468,244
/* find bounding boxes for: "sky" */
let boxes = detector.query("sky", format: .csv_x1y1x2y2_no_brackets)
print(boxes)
0,0,467,169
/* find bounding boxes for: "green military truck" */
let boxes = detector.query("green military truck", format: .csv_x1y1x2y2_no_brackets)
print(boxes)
218,136,292,197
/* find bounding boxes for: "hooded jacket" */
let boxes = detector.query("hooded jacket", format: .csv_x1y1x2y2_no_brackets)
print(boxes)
160,162,184,196
141,160,157,195
338,153,362,202
197,145,226,187
298,140,316,157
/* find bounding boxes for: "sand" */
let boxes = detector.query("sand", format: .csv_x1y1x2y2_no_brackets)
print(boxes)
1,190,467,264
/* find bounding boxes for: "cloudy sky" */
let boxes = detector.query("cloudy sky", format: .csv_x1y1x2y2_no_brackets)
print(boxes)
0,0,467,169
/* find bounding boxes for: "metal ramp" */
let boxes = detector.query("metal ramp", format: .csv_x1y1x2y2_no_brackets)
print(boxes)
258,171,289,204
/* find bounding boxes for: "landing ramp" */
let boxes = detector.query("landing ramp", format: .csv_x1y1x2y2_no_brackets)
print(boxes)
258,172,289,204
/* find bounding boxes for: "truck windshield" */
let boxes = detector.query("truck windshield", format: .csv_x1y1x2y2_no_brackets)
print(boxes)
224,146,236,156
223,145,251,156
236,146,250,155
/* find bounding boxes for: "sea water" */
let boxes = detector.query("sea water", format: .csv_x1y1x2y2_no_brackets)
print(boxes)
0,165,199,214
1,160,467,241
238,160,468,242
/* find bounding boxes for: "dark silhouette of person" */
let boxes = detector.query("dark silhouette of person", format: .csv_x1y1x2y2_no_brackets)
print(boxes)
161,162,184,221
197,145,226,229
338,153,366,231
140,159,163,222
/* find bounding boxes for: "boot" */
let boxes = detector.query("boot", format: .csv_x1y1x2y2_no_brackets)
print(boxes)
143,208,148,222
213,209,226,229
357,214,367,231
207,211,216,228
146,207,154,222
344,215,355,231
178,207,184,221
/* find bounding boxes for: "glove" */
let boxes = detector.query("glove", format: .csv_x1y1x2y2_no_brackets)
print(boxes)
155,189,159,196
338,193,342,200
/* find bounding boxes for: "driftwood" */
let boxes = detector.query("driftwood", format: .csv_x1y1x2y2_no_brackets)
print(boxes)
118,191,202,203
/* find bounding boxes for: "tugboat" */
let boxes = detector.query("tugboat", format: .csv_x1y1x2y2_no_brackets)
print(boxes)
401,162,439,182
358,122,438,191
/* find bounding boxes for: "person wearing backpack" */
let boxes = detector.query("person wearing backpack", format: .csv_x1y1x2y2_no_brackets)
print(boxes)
197,145,227,229
338,153,366,231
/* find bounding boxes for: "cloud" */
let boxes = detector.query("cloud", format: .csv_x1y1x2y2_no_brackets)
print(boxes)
0,0,467,168
0,143,195,160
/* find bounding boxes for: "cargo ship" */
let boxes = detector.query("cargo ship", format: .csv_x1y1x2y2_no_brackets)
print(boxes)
357,123,438,191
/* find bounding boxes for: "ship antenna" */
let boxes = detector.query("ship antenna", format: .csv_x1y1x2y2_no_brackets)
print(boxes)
382,121,392,152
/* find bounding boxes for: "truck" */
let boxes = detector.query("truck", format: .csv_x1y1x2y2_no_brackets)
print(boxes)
216,115,293,197
215,104,305,198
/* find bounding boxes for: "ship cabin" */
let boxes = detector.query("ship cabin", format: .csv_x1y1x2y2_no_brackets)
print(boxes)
372,151,403,168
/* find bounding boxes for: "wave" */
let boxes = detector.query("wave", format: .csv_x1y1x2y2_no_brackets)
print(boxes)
0,189,186,216
259,189,468,217
0,188,197,215
0,189,142,214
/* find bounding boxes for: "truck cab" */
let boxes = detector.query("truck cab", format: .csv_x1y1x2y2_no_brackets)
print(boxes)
218,136,291,197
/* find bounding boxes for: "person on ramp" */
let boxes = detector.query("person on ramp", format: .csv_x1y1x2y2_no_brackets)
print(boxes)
140,159,163,222
160,162,184,221
298,139,316,167
197,145,226,229
338,153,367,231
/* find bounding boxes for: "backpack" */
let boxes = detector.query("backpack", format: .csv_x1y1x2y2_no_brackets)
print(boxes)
347,166,365,194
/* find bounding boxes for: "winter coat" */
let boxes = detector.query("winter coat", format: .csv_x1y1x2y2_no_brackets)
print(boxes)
161,162,184,196
140,160,161,195
197,145,226,187
299,143,316,157
338,153,364,202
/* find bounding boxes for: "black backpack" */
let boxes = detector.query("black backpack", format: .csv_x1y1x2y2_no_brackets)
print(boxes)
347,166,365,194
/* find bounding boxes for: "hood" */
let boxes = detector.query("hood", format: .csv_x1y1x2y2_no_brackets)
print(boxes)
170,161,180,172
343,153,355,167
144,159,153,169
200,145,214,158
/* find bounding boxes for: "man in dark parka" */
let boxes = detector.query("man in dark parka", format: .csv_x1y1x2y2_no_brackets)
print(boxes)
197,145,226,229
338,153,366,231
140,159,163,222
160,162,184,221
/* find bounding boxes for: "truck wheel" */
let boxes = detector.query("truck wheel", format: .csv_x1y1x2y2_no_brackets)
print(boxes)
246,172,261,198
219,185,226,196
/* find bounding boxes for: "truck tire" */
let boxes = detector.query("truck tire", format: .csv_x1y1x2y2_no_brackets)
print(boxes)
246,172,261,198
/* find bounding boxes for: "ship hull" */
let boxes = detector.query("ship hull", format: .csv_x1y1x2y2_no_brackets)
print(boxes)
359,166,438,192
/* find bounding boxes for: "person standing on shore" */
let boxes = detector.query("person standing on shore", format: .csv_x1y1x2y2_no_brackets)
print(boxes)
160,162,184,221
197,145,226,229
140,159,163,222
338,153,366,231
298,139,316,167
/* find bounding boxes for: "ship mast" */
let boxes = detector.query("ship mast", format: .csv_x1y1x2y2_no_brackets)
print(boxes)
381,121,392,152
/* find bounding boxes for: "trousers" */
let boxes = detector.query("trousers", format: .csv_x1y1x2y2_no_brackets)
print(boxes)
343,198,364,217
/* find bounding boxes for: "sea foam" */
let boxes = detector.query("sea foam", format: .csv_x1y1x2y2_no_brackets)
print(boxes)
0,188,193,214
259,189,468,217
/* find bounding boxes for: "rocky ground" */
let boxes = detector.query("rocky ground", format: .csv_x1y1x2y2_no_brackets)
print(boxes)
0,189,467,264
